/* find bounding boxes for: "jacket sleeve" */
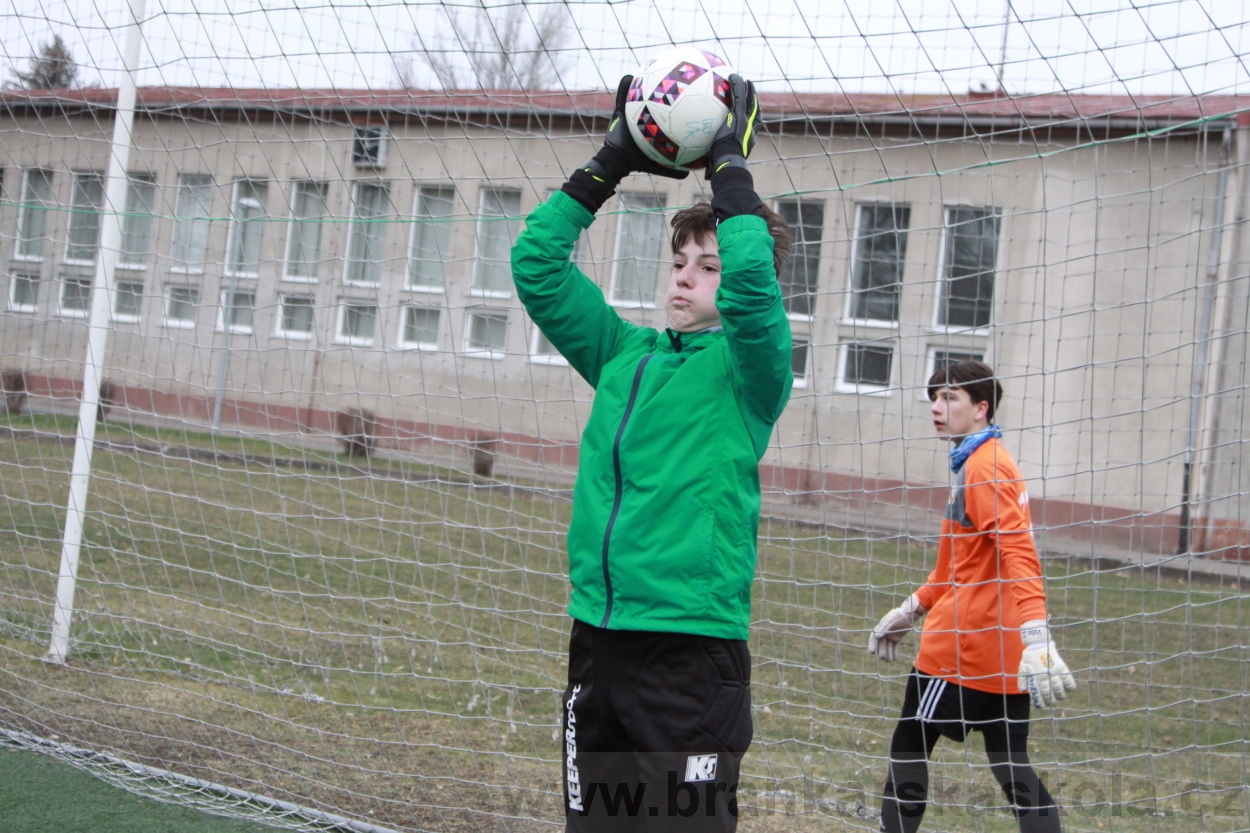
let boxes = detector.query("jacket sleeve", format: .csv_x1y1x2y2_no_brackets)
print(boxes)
964,454,1049,622
511,191,639,389
714,214,793,425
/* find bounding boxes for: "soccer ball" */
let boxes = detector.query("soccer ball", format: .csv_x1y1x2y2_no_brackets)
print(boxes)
624,46,736,172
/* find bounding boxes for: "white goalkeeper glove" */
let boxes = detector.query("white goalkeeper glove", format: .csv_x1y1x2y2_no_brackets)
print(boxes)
1017,619,1077,708
868,594,927,662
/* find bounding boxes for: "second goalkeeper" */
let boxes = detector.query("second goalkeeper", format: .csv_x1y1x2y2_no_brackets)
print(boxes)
868,360,1076,833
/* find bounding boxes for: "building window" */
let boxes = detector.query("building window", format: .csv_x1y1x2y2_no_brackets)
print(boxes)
611,192,665,307
164,285,200,328
336,301,378,345
226,180,267,277
66,172,106,264
777,199,824,318
408,185,455,291
938,207,1000,330
346,182,389,286
529,325,567,365
171,174,214,272
119,175,157,269
839,341,894,391
473,188,521,296
218,290,255,334
277,294,315,338
792,337,810,388
9,273,39,312
849,204,910,323
17,169,55,260
465,308,508,357
284,181,328,280
60,277,92,317
399,305,440,350
351,125,388,167
113,280,143,322
927,347,985,383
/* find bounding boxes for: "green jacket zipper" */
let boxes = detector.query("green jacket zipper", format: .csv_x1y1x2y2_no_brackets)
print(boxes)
599,354,653,627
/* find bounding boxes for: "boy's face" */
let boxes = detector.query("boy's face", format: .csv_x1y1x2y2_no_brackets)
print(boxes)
930,385,990,441
665,233,722,333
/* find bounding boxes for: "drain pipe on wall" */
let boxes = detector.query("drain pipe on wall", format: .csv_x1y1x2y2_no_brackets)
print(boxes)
1179,126,1234,555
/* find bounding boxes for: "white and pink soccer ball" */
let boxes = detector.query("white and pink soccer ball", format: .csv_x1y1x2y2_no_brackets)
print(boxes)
624,46,736,172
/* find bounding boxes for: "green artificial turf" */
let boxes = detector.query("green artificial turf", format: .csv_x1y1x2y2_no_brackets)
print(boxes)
0,746,276,833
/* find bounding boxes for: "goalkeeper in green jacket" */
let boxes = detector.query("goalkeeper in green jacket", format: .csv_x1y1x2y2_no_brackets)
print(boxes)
512,74,792,832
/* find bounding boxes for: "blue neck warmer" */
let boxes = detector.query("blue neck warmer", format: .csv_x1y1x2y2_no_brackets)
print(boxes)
949,424,1002,472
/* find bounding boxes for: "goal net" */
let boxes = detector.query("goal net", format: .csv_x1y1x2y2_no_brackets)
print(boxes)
1,1,1248,831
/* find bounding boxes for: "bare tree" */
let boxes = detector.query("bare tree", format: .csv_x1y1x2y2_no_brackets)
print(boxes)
6,33,81,90
396,1,572,91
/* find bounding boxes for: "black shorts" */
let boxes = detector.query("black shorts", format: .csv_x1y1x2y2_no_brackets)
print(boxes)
900,668,1031,742
561,619,753,833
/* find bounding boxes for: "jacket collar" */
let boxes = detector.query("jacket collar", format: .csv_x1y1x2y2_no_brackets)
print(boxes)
661,326,723,353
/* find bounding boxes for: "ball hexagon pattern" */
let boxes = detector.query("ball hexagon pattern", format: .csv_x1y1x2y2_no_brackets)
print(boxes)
624,46,735,172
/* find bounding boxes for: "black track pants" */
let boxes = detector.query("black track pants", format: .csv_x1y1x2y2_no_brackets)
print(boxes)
880,669,1061,833
561,620,753,833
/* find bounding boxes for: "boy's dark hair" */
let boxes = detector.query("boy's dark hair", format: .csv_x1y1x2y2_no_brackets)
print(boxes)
670,202,793,277
926,360,1004,421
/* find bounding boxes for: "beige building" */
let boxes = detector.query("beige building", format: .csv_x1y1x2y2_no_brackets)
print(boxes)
1,87,1247,556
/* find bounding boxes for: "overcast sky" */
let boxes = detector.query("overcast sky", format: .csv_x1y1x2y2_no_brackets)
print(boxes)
4,0,1249,97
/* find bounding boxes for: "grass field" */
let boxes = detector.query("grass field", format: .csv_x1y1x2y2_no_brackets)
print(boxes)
0,413,1247,832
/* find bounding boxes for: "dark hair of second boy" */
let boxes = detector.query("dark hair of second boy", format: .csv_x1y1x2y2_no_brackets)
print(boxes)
926,359,1003,421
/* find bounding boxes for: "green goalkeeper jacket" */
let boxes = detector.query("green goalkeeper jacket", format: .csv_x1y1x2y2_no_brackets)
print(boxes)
511,191,792,641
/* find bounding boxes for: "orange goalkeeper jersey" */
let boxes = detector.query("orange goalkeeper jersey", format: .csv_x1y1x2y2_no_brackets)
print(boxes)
913,438,1048,694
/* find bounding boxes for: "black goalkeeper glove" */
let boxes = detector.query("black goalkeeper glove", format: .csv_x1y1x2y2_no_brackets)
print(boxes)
707,74,765,221
562,75,689,213
706,74,759,179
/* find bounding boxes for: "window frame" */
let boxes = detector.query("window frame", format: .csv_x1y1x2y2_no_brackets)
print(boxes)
163,284,201,329
933,205,1001,333
112,279,144,323
275,293,316,340
65,171,106,265
790,335,811,389
407,184,456,293
463,307,509,359
845,202,911,327
335,299,379,346
8,272,40,313
59,276,92,318
351,125,389,168
169,174,214,274
835,339,895,395
224,179,268,278
397,304,441,351
343,181,390,287
471,187,521,298
283,180,329,282
216,288,256,334
609,191,666,308
118,174,157,270
775,197,825,321
16,168,55,262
